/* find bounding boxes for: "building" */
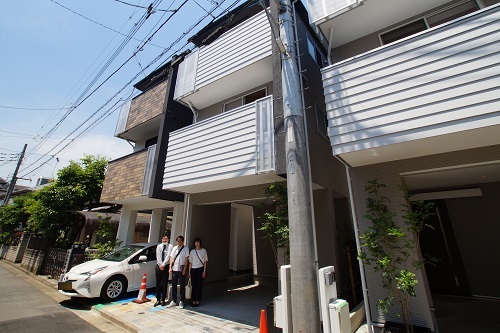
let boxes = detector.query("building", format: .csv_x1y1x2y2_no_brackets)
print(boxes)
306,0,500,331
102,0,363,309
100,59,192,246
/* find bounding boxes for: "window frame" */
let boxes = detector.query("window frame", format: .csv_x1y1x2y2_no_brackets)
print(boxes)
378,0,482,46
222,87,268,113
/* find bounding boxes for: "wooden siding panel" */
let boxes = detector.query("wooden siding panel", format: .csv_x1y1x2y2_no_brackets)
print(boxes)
195,11,272,89
163,104,258,189
322,5,500,154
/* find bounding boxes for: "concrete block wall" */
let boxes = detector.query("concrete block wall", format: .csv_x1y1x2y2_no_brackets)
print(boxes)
126,80,167,131
100,149,148,202
5,233,30,263
0,244,9,259
21,248,45,274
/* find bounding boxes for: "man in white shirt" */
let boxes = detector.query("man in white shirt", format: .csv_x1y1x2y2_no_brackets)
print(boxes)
167,235,190,308
155,235,173,307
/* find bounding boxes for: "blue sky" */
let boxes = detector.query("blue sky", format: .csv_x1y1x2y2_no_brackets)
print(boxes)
0,0,237,186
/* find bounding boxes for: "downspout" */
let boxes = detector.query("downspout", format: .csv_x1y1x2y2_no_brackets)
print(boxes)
335,155,373,333
187,101,198,123
291,0,319,270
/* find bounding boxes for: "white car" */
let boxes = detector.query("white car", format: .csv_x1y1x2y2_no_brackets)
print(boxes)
58,243,158,301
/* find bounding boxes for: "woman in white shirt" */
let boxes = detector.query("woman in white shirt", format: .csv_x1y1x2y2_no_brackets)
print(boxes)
188,237,208,307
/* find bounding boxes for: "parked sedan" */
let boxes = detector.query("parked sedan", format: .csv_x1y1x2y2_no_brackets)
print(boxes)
58,243,157,301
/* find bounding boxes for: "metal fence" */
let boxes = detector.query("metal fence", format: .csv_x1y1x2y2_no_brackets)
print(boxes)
41,248,69,279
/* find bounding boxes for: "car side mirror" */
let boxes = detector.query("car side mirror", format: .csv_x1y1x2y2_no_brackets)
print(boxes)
138,255,148,262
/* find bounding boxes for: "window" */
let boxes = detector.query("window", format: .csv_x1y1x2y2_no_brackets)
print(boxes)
223,88,267,112
380,0,480,45
307,34,327,68
316,105,328,139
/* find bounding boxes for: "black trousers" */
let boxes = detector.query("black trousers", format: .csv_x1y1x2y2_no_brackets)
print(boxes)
190,267,204,302
155,264,169,300
171,269,186,303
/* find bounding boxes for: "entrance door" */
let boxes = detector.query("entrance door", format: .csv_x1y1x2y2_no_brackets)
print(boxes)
419,200,471,296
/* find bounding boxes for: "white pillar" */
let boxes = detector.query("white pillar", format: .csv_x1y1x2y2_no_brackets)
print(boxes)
170,201,185,242
116,206,137,245
149,209,168,243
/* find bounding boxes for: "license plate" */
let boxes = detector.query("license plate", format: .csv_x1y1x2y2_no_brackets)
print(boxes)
58,281,73,291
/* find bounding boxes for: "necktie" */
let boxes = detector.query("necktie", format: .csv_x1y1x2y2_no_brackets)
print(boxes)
161,244,166,261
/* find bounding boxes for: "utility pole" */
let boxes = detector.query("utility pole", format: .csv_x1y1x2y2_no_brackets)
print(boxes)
279,0,321,331
2,144,27,206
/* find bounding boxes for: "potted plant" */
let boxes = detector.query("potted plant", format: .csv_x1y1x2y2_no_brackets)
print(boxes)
358,179,435,333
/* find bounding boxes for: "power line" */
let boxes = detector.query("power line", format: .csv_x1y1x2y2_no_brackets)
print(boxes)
20,0,245,177
111,0,176,12
48,0,165,49
0,105,70,111
26,1,160,159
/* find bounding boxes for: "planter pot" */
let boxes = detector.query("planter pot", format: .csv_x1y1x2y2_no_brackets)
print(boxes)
382,321,431,333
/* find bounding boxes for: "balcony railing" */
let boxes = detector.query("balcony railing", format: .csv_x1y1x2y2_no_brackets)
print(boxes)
322,4,500,166
163,96,275,193
100,148,151,203
173,10,272,110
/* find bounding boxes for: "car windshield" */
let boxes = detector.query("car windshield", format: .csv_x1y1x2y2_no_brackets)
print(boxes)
101,245,143,262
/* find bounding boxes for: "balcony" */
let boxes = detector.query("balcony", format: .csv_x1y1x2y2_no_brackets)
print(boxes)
100,145,156,204
163,96,280,193
115,80,168,142
174,10,272,110
307,0,460,48
322,4,500,166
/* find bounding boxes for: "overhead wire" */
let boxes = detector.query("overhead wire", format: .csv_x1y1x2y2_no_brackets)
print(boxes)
19,0,249,178
26,0,161,159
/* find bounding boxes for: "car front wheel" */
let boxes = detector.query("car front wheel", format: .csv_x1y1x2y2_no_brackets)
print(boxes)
101,276,127,302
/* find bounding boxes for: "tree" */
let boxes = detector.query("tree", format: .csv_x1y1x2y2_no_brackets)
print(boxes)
358,179,435,333
90,214,122,259
0,194,32,244
258,182,290,271
25,155,108,247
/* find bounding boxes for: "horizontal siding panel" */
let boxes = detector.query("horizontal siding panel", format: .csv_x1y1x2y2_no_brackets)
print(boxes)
163,167,257,188
332,111,500,155
322,5,500,155
163,103,259,190
330,96,500,145
329,74,500,130
195,10,272,88
322,7,499,83
326,50,500,118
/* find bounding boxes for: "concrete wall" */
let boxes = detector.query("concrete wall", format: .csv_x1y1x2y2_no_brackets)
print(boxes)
21,248,45,274
229,203,253,272
253,204,279,288
444,181,500,297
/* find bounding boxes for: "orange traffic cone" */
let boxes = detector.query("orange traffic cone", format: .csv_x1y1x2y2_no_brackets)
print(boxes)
133,273,151,304
259,309,269,333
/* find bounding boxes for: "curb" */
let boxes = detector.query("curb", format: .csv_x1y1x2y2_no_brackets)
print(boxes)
95,307,140,333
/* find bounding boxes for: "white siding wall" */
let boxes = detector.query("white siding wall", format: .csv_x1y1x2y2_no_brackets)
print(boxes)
322,5,500,155
174,10,272,100
196,10,271,89
162,104,255,190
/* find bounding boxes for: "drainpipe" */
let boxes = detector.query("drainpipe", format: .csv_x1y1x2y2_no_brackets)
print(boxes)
337,156,373,333
187,101,198,123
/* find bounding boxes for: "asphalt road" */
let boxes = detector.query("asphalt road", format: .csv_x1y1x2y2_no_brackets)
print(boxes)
0,262,102,333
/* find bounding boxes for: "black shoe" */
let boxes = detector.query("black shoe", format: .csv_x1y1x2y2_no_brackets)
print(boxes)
154,300,161,307
161,300,166,306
